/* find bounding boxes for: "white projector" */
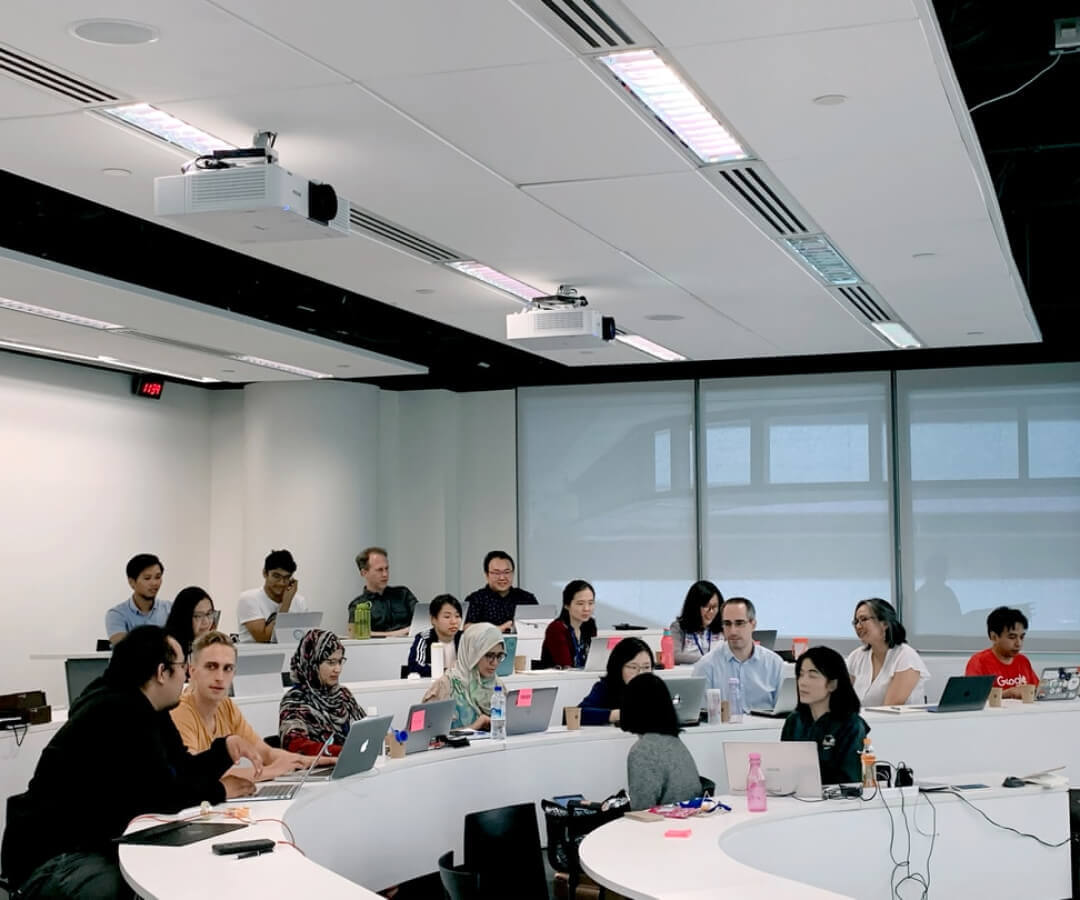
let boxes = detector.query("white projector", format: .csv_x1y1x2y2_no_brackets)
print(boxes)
506,307,610,350
154,163,350,243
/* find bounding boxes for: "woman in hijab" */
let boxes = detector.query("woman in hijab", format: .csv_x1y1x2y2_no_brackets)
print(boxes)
421,623,506,730
279,629,365,756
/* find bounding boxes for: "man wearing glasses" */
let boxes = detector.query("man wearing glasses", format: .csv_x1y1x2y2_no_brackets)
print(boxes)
462,550,538,633
691,597,783,712
237,549,309,643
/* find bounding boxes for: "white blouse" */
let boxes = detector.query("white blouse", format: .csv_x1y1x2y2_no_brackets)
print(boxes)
846,643,930,707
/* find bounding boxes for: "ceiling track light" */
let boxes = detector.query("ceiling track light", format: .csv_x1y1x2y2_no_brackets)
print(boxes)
228,355,333,379
0,296,125,330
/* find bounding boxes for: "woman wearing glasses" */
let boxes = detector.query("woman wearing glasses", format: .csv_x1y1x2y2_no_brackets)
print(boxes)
578,637,655,726
279,629,365,756
164,586,220,655
669,580,725,665
422,623,506,730
846,598,929,707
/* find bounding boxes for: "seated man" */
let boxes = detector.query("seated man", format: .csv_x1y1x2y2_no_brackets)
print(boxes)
171,631,316,779
238,548,309,643
965,606,1040,699
1,626,259,898
347,546,418,637
462,550,537,634
105,553,170,645
691,597,784,711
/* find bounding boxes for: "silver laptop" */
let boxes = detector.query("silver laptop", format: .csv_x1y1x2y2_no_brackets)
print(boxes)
242,735,333,802
400,699,455,754
723,740,822,799
1036,666,1080,701
749,675,797,718
275,716,392,782
505,687,557,735
515,604,558,628
664,677,707,726
275,611,324,643
230,652,285,698
584,630,638,672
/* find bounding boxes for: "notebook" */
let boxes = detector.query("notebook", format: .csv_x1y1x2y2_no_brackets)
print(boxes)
1036,666,1080,701
664,677,707,726
750,675,797,718
242,735,332,802
505,687,557,735
400,699,455,754
116,820,248,846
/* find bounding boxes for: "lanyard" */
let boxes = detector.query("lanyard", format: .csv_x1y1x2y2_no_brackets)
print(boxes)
569,627,586,668
691,631,712,657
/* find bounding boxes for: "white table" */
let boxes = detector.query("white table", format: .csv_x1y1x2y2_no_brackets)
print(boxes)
580,781,1071,899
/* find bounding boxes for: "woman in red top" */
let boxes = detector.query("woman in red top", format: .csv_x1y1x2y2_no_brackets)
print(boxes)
541,579,598,668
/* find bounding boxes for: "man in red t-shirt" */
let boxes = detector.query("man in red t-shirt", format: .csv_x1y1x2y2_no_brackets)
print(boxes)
965,606,1039,699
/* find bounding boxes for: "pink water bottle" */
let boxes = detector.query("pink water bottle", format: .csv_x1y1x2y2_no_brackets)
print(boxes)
746,752,767,812
660,629,675,670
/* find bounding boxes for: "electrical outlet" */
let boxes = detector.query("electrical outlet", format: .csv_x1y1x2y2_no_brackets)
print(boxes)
1054,17,1080,50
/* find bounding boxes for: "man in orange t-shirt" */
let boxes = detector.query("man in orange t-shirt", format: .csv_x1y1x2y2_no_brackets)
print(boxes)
964,606,1039,699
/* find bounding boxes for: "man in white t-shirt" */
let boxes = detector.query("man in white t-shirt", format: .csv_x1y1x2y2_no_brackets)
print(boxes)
237,549,309,643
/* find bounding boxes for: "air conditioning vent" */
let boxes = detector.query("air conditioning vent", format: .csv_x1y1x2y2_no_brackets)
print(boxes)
522,0,655,53
349,205,461,263
111,330,235,357
0,43,121,106
704,163,811,238
834,285,892,324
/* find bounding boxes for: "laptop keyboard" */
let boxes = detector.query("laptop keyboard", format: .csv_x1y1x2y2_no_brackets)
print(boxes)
254,783,293,799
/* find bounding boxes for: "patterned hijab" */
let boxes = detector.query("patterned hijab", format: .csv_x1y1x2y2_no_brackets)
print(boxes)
448,623,505,720
279,629,363,745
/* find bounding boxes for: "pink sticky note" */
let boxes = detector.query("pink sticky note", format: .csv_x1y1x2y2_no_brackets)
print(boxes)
409,709,426,732
515,688,533,708
664,829,692,838
607,636,622,650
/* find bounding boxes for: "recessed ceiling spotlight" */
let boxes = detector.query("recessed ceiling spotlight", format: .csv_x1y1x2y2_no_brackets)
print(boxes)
966,330,984,336
415,288,435,295
912,251,936,259
644,314,684,322
220,369,236,373
69,19,159,46
101,167,132,177
813,94,848,106
336,364,352,368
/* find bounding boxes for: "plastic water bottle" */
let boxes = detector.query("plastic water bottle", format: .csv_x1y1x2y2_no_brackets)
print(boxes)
430,642,444,679
490,685,506,741
727,676,743,724
861,737,877,789
660,629,675,670
746,752,767,812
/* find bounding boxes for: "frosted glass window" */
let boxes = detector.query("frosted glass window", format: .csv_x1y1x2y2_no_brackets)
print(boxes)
700,374,893,638
897,365,1080,649
518,382,696,627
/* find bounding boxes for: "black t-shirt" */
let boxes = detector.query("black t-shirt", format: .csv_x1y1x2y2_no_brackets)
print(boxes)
780,707,869,785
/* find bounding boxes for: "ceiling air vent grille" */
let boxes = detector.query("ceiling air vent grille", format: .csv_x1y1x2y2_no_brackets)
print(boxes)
835,285,891,324
707,164,810,238
0,43,120,105
534,310,587,331
111,331,234,357
524,0,654,52
349,205,461,263
189,167,268,207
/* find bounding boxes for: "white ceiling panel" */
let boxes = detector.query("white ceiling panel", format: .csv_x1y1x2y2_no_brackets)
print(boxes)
1,0,344,105
366,60,690,185
623,0,916,47
213,0,570,80
0,70,88,120
672,19,958,164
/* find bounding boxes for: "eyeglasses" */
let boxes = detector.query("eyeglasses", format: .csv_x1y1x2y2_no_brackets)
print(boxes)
322,656,347,667
721,619,750,629
483,651,507,663
487,569,513,578
623,663,653,674
193,610,220,623
852,615,877,627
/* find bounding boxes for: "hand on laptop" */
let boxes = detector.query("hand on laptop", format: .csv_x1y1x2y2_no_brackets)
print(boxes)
225,734,264,779
256,752,309,781
221,774,257,799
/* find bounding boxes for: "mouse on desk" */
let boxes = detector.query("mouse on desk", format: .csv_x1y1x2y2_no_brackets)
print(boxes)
1002,776,1025,788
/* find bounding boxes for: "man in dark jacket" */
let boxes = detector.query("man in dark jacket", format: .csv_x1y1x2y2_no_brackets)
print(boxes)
1,626,261,898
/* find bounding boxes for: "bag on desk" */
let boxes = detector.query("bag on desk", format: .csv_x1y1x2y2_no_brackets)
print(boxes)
541,789,630,873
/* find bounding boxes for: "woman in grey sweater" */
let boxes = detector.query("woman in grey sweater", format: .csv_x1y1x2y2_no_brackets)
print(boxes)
620,673,703,810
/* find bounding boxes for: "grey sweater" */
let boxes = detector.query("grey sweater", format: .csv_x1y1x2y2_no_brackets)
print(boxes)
626,732,702,811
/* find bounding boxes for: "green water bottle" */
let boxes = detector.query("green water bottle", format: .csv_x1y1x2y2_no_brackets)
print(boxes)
353,601,371,640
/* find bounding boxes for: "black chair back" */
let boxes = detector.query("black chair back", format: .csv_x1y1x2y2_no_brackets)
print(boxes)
463,803,547,900
437,850,480,900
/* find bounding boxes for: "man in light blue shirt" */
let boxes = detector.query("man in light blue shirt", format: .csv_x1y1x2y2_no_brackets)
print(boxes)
105,554,170,645
691,597,783,711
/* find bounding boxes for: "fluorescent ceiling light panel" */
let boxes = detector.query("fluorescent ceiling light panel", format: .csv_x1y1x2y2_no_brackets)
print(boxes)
101,103,234,156
229,355,333,379
784,236,860,286
871,322,923,349
0,339,219,382
0,296,125,330
615,333,687,362
447,261,546,303
597,49,747,164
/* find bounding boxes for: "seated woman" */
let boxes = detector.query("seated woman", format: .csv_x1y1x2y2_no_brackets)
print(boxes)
421,623,505,730
279,629,365,756
540,579,598,669
578,637,654,726
407,594,464,676
669,580,724,665
781,646,869,784
846,598,929,706
164,586,219,655
620,673,703,810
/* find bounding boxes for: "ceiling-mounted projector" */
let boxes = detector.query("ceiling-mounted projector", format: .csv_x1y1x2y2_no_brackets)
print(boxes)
154,133,350,243
506,285,616,349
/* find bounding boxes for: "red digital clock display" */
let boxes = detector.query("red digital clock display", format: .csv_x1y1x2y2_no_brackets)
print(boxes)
132,375,165,400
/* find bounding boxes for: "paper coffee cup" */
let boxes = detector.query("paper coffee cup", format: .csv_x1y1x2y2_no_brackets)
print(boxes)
514,655,527,673
988,687,1003,707
564,707,582,730
720,700,731,723
1020,683,1037,703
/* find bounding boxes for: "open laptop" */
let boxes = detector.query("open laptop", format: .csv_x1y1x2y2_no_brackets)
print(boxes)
1036,666,1080,701
242,735,333,802
515,604,558,630
230,652,285,698
400,699,455,754
584,630,640,672
275,611,323,643
505,687,557,735
926,675,994,712
752,629,777,650
723,741,823,799
496,634,518,677
276,716,393,782
65,657,109,705
750,675,797,718
664,677,707,726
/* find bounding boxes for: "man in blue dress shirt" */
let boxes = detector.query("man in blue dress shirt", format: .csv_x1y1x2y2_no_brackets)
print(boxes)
691,597,783,711
105,554,170,645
